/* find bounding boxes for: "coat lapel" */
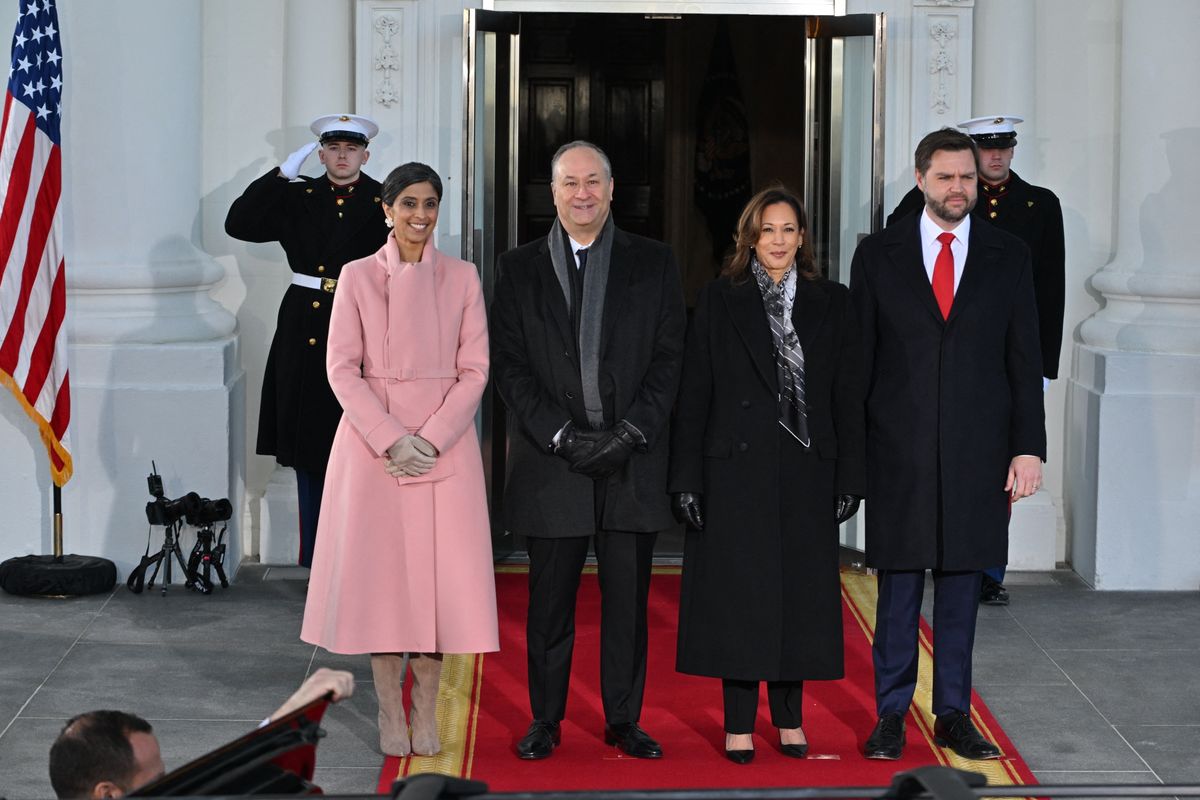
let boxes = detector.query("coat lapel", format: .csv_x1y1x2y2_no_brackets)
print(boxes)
722,278,777,393
599,228,632,358
885,214,947,325
947,221,1003,325
793,277,829,353
534,238,574,351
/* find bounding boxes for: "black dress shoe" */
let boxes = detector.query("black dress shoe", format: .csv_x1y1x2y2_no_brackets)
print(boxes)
604,722,663,759
516,720,560,760
980,576,1010,606
864,713,905,760
934,712,1001,759
780,742,809,758
725,748,754,764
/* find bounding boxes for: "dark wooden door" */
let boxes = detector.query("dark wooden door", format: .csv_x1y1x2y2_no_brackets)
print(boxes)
518,14,666,244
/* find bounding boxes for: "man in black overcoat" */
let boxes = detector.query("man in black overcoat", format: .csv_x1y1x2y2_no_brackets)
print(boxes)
225,114,389,568
850,128,1046,761
490,140,686,760
887,114,1065,606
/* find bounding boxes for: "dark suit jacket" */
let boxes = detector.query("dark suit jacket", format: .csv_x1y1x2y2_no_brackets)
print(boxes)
887,171,1066,378
225,169,389,471
489,224,686,537
850,212,1046,570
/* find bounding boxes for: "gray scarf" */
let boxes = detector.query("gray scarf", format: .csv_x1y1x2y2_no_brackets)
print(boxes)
549,214,613,429
751,256,810,446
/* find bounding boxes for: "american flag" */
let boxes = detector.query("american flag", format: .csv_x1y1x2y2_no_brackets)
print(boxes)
1,0,71,485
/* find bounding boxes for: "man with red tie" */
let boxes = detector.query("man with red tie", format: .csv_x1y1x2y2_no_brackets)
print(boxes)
849,128,1045,761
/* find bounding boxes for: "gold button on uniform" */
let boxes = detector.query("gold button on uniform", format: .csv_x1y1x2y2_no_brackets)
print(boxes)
317,265,325,273
308,338,317,346
990,198,998,206
336,198,344,206
989,211,998,219
338,212,343,218
311,301,320,309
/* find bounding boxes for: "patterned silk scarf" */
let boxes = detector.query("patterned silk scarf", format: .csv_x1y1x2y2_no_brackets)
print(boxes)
751,257,810,447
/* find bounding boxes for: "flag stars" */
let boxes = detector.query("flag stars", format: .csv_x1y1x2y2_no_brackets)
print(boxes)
45,48,60,67
16,56,32,73
49,75,61,91
30,27,45,43
22,80,36,98
14,30,28,49
36,103,50,120
44,22,57,38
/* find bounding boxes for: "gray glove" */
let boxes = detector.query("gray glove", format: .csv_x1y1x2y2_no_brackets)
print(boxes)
386,435,437,477
279,141,318,180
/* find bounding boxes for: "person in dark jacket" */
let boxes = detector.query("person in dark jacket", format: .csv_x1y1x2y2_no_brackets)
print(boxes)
886,114,1064,606
853,128,1045,762
225,114,390,568
490,140,686,761
668,186,865,764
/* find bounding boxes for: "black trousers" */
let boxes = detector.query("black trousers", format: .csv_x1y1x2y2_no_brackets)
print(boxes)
873,569,982,718
722,679,804,733
525,495,656,725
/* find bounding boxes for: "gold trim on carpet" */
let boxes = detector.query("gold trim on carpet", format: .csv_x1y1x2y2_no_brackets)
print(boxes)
396,652,484,779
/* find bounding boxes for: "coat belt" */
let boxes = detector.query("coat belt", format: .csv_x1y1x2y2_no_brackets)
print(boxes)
292,274,338,293
361,367,459,381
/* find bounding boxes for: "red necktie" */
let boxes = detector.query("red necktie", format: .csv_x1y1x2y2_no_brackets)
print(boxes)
932,231,956,319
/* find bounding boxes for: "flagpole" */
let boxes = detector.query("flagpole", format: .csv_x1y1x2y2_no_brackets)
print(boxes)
53,485,63,561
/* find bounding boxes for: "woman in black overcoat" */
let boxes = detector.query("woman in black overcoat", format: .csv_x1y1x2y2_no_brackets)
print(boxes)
668,186,866,764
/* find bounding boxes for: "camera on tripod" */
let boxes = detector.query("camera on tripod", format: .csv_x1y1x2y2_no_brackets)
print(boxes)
129,463,232,596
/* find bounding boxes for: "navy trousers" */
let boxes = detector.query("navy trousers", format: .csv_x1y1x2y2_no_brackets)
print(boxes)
295,467,325,569
873,569,982,718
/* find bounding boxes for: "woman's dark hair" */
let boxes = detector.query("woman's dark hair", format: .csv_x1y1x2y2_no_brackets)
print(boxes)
49,710,154,798
381,162,443,205
721,185,819,283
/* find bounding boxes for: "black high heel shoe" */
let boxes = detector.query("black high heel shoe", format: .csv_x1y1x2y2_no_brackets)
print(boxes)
725,733,754,764
725,747,755,764
779,728,809,758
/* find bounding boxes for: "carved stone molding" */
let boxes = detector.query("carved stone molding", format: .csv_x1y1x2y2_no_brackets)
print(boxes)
913,0,973,6
927,17,957,115
373,14,400,108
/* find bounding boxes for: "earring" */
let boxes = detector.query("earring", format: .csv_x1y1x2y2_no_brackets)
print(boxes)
384,217,394,228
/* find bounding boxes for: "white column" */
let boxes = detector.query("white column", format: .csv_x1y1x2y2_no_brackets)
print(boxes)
1069,0,1200,589
51,0,242,577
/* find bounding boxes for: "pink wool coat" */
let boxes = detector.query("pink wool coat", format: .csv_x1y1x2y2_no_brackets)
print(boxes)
300,237,499,655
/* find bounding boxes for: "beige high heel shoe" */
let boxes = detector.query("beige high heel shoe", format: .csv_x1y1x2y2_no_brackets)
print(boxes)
408,652,444,756
370,653,410,756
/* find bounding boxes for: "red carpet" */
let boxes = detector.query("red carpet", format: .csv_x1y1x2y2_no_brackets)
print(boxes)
376,567,1036,792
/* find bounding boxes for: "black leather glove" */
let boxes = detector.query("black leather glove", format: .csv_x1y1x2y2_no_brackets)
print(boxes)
569,420,640,478
553,421,599,465
835,493,862,524
671,492,705,531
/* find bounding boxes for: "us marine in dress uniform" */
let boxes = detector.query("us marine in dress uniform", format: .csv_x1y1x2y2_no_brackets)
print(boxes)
225,114,390,568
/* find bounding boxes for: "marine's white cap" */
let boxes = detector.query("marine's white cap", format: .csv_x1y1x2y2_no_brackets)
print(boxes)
957,115,1022,148
309,114,379,145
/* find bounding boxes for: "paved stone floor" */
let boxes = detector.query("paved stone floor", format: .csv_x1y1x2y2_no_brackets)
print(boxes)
0,564,1197,798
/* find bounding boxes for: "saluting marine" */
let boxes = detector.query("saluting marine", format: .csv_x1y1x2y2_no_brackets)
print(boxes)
225,114,390,568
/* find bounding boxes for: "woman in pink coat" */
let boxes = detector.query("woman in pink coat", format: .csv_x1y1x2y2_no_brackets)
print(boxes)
300,162,499,758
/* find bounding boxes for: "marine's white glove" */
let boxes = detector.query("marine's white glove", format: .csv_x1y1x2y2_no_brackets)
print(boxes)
1043,377,1051,392
279,141,318,180
385,435,437,477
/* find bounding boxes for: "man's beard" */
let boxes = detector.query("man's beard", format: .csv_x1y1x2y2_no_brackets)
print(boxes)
926,193,976,224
